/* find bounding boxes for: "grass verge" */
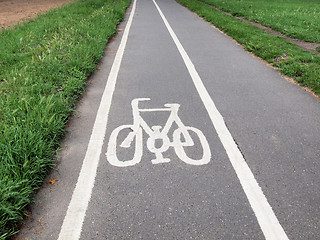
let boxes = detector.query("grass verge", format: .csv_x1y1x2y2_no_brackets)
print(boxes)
176,0,320,97
0,0,131,238
198,0,320,43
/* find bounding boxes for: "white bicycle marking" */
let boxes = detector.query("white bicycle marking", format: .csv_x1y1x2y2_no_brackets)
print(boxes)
106,98,211,167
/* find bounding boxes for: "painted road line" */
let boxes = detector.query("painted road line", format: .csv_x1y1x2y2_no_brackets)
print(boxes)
151,0,289,239
57,0,137,239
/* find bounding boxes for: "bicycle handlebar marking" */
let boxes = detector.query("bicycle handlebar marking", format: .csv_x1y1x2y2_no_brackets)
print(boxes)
106,98,211,167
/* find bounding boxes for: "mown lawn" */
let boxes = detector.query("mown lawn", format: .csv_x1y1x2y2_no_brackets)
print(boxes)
198,0,320,43
0,0,131,238
177,0,320,97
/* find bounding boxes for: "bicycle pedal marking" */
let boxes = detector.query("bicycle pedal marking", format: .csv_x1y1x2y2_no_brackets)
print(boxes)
106,98,211,167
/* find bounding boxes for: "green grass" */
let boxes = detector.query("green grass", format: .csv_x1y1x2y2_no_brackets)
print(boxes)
198,0,320,43
177,0,320,97
0,0,131,238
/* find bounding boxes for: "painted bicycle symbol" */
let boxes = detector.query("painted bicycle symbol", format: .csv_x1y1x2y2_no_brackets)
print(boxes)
106,98,211,167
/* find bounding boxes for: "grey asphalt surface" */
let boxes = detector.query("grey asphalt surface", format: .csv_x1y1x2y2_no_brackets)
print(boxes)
17,0,320,239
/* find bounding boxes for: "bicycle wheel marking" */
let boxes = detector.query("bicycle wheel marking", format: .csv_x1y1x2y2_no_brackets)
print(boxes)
106,98,211,167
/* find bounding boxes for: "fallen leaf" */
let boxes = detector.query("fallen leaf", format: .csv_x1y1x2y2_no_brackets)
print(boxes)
49,179,57,185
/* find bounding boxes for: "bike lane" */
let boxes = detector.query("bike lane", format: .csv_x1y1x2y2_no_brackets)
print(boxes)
70,0,276,239
17,0,320,239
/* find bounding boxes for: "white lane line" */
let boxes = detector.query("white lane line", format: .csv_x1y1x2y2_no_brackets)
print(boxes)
151,0,289,239
57,0,137,239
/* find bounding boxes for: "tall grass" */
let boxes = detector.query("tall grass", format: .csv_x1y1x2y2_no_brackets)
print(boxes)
177,0,320,96
0,0,131,238
198,0,320,43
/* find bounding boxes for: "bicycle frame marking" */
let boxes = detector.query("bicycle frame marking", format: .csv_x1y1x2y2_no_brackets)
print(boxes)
106,98,211,167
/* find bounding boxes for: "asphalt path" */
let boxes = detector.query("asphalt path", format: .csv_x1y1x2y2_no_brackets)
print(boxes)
17,0,320,239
